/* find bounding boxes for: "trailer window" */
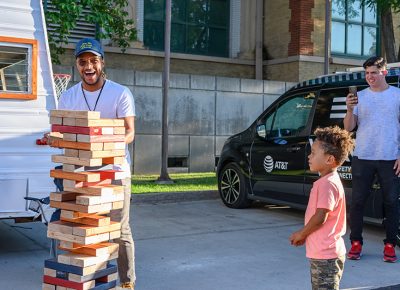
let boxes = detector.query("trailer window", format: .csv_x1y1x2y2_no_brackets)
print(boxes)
0,37,37,100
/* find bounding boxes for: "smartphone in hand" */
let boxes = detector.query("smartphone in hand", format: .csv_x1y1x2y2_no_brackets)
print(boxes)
349,86,358,105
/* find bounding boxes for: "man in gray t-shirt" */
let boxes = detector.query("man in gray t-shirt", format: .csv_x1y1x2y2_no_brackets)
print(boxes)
344,56,400,263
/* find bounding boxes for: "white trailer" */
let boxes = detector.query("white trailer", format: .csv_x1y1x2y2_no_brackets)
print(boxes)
0,1,57,220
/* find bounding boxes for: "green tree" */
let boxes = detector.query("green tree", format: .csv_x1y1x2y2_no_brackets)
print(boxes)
44,0,137,63
361,0,400,62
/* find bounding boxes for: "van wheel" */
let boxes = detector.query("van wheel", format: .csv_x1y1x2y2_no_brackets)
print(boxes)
218,163,251,209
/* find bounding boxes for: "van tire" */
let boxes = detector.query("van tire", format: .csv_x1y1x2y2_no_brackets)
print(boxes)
218,163,252,209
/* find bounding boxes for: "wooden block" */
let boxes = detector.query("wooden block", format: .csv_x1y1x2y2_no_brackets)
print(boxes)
50,169,100,182
57,250,118,268
60,242,119,258
109,230,121,240
42,283,56,290
44,258,107,276
63,133,77,142
113,127,125,135
60,214,110,227
50,116,63,125
79,150,125,159
63,118,76,126
103,142,125,150
49,264,117,283
49,191,80,202
75,118,124,127
112,201,124,210
52,140,104,151
98,170,124,180
52,155,103,167
44,268,57,277
47,230,110,245
77,134,125,143
64,179,113,189
52,125,103,135
102,157,124,165
49,220,120,238
48,220,75,235
73,222,121,237
60,210,93,220
43,275,95,290
76,193,124,206
64,185,124,195
69,264,117,283
63,164,100,173
64,149,79,158
100,127,114,135
50,200,113,213
50,110,100,119
97,272,118,283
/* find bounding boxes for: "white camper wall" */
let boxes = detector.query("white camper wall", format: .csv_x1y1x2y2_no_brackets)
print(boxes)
0,1,57,217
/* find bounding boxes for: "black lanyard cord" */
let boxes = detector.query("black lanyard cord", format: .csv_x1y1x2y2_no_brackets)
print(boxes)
81,79,106,111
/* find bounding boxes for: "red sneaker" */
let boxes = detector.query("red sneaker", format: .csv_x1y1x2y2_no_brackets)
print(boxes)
347,241,362,260
383,243,397,263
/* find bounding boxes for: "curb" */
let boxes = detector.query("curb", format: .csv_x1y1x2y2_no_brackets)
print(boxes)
131,190,219,204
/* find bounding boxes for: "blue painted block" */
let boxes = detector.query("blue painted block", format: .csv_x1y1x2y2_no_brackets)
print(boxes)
44,258,116,278
92,280,117,290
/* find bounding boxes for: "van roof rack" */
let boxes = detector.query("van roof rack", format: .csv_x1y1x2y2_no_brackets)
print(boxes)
292,66,400,90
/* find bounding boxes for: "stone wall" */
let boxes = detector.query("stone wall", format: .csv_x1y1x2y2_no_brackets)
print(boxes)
53,65,294,174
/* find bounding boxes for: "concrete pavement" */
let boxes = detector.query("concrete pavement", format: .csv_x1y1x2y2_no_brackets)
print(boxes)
0,193,400,289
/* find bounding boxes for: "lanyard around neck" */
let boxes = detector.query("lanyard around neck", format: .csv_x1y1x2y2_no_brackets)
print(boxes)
81,80,106,111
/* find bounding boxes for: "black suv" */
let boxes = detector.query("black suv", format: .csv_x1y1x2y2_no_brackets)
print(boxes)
217,68,400,224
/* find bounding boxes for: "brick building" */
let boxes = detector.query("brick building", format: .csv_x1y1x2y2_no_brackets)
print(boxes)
50,0,400,82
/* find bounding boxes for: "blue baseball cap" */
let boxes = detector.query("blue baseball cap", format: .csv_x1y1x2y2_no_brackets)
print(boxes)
74,38,104,58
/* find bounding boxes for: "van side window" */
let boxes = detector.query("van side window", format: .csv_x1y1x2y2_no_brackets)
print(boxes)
312,88,353,130
264,93,315,138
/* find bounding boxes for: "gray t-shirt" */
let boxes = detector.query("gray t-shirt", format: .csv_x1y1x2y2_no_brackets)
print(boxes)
353,85,400,160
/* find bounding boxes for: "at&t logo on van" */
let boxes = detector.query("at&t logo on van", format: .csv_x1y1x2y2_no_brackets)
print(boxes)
263,155,274,173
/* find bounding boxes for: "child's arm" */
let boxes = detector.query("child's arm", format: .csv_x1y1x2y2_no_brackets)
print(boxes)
289,208,329,246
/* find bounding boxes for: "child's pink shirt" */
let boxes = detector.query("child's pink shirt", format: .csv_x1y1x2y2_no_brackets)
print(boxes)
305,171,346,259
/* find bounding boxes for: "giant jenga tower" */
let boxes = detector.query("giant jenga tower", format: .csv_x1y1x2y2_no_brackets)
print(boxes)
42,110,126,290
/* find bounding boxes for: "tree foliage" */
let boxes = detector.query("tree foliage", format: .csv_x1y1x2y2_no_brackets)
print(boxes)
44,0,137,63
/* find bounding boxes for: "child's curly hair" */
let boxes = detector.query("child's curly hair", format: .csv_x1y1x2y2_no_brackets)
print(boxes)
314,126,355,166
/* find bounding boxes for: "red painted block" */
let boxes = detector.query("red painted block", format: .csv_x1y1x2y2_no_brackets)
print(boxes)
43,275,93,290
52,125,104,135
98,170,125,180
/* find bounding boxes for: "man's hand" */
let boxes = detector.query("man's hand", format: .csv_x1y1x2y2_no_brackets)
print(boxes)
39,132,63,147
345,93,358,112
289,231,306,247
394,158,400,176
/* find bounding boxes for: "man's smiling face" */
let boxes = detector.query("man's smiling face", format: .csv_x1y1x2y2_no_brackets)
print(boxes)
76,52,104,90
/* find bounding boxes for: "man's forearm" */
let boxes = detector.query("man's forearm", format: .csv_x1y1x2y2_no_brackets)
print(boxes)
343,111,356,131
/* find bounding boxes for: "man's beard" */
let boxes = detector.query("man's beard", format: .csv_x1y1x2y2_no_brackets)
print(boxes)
82,72,103,87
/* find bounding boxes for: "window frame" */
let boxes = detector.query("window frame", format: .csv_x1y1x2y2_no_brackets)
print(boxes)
0,36,38,100
143,0,230,58
331,0,379,58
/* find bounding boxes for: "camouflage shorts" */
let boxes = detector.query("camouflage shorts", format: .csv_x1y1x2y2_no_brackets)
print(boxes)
309,255,345,290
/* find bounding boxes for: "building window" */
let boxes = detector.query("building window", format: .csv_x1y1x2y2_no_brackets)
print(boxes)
331,0,378,57
144,0,230,57
0,37,37,100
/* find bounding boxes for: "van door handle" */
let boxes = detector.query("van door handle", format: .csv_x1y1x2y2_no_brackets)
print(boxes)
287,146,301,152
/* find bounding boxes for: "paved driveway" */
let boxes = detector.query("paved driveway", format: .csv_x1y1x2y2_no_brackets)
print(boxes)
0,198,399,290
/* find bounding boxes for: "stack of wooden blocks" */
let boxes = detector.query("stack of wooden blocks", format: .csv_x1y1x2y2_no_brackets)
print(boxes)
42,109,126,290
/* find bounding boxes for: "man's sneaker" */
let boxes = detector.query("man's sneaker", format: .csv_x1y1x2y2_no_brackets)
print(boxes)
383,243,397,263
347,241,362,260
120,282,134,289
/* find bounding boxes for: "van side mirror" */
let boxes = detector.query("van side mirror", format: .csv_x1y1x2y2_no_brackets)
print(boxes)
256,124,266,138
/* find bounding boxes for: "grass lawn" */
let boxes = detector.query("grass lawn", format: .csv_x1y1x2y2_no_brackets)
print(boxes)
132,172,217,194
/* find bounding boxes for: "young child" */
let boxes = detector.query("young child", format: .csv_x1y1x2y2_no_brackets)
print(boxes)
289,126,355,290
